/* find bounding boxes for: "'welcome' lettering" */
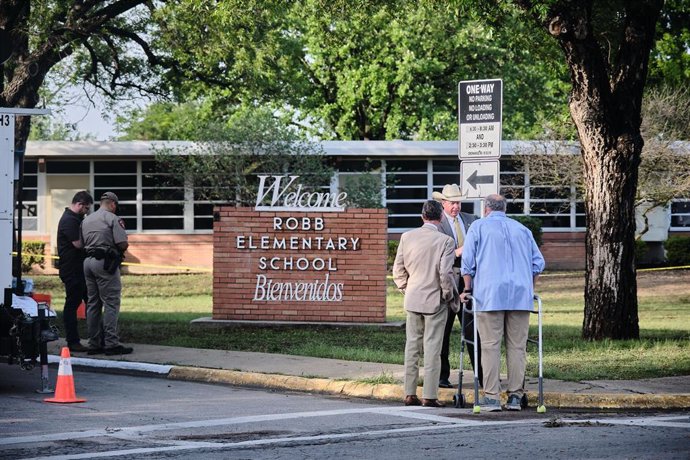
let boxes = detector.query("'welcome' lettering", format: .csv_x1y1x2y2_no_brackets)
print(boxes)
255,175,347,212
255,175,300,207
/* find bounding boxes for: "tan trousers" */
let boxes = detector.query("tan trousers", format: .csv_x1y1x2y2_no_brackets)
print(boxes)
476,310,530,398
404,307,448,399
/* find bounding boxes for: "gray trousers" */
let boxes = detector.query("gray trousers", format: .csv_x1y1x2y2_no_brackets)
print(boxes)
84,257,122,349
404,307,448,400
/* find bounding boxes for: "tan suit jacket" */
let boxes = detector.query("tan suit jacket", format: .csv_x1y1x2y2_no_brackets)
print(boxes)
393,223,456,314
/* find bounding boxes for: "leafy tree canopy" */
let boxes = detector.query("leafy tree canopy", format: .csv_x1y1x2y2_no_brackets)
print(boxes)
1,0,167,147
142,0,571,141
123,0,687,144
648,0,690,88
153,105,333,206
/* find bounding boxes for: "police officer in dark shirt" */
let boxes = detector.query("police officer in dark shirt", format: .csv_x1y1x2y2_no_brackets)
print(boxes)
56,191,93,353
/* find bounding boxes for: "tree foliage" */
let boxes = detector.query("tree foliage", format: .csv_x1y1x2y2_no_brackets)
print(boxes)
125,0,687,144
0,0,166,148
153,107,333,206
116,101,214,141
648,0,690,88
341,172,383,209
149,0,570,141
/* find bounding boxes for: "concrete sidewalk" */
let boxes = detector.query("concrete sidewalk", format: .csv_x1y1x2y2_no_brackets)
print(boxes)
47,340,690,410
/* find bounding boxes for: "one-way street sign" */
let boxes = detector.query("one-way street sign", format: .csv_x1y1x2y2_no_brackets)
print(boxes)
460,160,499,199
458,78,502,159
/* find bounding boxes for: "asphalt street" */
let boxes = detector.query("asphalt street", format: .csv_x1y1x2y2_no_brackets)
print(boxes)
1,366,689,459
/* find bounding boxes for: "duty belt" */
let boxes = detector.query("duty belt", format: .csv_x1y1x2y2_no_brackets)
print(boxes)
85,247,107,259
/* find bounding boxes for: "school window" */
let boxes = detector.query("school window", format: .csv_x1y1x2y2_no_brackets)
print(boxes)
141,161,185,231
671,200,690,229
21,160,38,231
381,155,588,233
93,161,137,230
385,159,431,230
337,159,384,208
498,157,585,230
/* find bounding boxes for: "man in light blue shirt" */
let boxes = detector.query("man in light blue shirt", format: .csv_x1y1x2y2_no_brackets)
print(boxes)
460,194,545,412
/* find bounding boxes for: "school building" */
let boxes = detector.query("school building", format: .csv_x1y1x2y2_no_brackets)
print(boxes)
21,140,690,273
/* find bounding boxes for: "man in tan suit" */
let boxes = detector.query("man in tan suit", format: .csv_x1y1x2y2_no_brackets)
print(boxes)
393,200,456,407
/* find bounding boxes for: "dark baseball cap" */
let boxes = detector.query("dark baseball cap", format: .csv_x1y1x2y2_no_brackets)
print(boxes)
100,192,119,204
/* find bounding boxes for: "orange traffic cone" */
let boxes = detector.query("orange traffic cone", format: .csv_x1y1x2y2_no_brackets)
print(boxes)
45,347,86,404
76,301,86,320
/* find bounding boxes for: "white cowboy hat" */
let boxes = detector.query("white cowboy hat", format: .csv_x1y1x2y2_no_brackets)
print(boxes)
432,183,462,202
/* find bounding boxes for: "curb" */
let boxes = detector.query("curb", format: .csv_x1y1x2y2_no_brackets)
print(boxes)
168,366,690,410
540,392,690,410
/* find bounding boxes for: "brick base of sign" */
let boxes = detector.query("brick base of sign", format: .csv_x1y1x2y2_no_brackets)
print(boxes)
213,207,388,323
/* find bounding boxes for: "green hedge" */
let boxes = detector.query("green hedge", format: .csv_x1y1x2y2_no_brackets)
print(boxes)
635,240,648,266
665,236,690,266
387,240,399,271
21,241,46,273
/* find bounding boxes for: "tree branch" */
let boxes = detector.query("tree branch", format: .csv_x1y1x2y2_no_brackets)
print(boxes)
86,0,150,26
105,25,161,65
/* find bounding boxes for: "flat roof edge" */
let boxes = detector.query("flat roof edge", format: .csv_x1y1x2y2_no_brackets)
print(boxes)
24,140,592,158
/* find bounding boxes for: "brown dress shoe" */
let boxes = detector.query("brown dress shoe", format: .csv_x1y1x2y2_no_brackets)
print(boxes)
404,395,422,406
422,398,445,408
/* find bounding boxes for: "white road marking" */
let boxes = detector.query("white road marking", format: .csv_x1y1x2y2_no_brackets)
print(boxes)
0,406,520,447
21,422,528,460
7,409,689,460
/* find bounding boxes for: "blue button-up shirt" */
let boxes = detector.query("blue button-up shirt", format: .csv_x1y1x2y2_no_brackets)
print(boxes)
461,211,545,311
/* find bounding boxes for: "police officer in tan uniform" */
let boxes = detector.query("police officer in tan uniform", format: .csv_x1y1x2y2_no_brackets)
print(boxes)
81,192,132,355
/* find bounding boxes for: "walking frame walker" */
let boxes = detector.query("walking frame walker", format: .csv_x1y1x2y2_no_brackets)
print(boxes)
453,294,546,414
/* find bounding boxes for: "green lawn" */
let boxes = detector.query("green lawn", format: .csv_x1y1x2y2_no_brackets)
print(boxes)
32,269,690,381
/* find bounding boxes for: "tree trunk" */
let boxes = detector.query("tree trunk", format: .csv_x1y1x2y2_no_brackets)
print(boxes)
580,130,640,340
539,1,662,340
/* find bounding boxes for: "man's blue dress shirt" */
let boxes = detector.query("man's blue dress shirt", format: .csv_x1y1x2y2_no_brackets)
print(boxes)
461,211,546,311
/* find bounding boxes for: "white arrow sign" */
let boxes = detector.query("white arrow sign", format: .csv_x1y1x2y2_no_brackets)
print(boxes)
460,160,499,199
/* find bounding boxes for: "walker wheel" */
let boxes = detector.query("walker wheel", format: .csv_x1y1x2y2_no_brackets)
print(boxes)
453,393,466,408
521,394,529,409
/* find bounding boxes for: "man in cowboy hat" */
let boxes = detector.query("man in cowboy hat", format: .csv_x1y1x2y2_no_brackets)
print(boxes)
432,183,483,389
